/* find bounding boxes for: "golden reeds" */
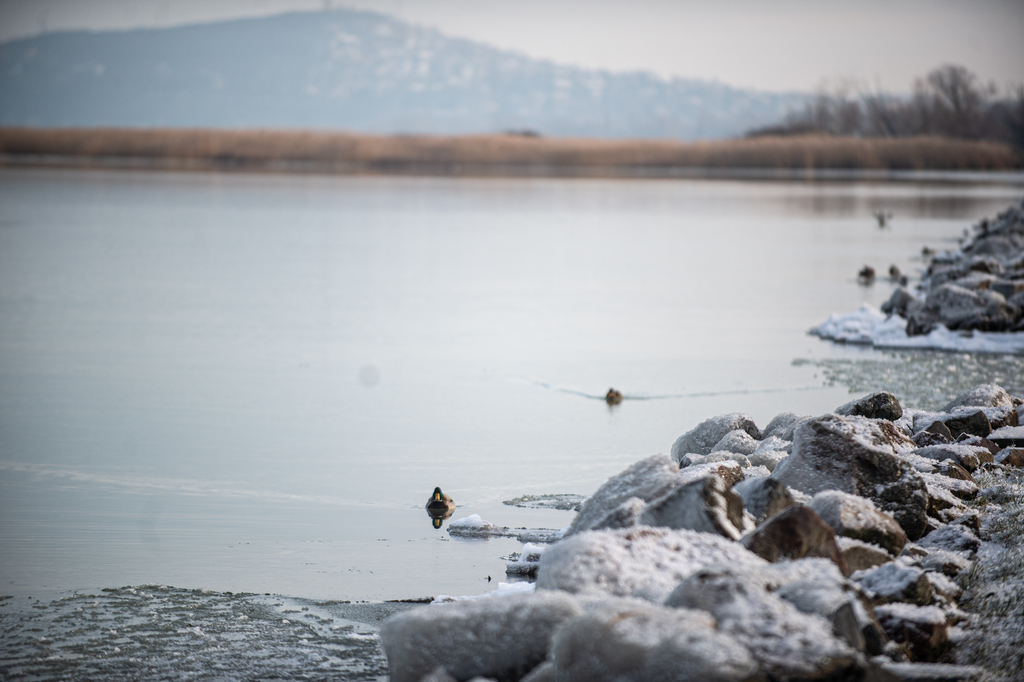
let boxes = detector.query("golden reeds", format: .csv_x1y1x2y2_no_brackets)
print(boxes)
0,127,1017,175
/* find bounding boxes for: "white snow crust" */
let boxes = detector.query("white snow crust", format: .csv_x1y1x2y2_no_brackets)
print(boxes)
811,304,1024,354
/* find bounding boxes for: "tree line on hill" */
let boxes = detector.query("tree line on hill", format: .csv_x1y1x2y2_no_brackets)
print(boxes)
747,65,1024,152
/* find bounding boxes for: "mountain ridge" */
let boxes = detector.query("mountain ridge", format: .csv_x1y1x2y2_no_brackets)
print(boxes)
0,7,808,139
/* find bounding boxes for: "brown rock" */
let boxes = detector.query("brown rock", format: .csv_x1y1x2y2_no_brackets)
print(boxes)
942,410,991,439
810,490,907,555
740,505,849,575
874,604,949,662
837,537,893,572
996,447,1024,467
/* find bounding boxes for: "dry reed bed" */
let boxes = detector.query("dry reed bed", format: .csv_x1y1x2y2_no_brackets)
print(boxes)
0,127,1017,174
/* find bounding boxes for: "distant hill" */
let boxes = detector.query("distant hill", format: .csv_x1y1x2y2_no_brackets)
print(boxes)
0,8,808,139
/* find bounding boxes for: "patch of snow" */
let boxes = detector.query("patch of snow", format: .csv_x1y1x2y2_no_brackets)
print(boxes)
811,304,1024,354
432,581,536,604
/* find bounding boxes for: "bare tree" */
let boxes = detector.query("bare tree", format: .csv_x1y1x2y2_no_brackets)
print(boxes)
923,65,985,138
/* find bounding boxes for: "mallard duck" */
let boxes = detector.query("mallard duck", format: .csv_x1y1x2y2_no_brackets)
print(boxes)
605,388,623,405
426,487,455,512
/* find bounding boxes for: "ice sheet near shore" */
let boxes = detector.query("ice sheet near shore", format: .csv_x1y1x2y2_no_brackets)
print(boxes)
811,304,1024,354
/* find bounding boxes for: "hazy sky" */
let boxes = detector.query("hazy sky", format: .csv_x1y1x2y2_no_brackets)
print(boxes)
1,0,1021,93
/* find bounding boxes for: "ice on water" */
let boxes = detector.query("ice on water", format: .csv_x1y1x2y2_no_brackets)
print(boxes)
0,586,391,681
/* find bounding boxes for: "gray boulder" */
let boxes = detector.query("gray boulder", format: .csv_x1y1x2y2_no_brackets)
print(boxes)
942,383,1015,412
835,391,904,421
688,451,752,469
589,497,646,532
809,490,907,556
379,591,583,682
677,459,746,487
536,527,767,602
916,524,980,555
907,546,972,578
852,561,934,605
907,284,1017,335
774,577,885,655
666,566,864,680
548,598,758,682
639,475,752,541
881,286,922,317
710,429,760,456
748,450,788,473
671,413,760,461
566,455,681,536
761,412,807,440
733,477,796,524
912,444,985,472
771,414,929,540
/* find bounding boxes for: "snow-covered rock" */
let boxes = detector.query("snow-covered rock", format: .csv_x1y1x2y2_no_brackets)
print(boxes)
771,414,930,540
740,505,848,575
535,527,767,602
874,603,950,662
835,391,904,421
548,598,757,682
837,537,893,572
852,561,934,605
709,429,760,456
733,477,795,524
809,490,907,556
380,591,582,682
565,455,681,536
748,450,788,472
665,565,865,679
911,444,986,472
761,412,808,440
670,413,760,461
639,475,752,540
916,524,980,555
942,383,1016,412
810,304,1024,353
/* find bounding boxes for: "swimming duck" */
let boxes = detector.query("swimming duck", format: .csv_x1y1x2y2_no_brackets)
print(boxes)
426,487,455,512
605,388,623,405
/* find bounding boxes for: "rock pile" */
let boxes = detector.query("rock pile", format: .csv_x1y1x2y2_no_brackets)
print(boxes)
883,199,1024,335
380,384,1024,682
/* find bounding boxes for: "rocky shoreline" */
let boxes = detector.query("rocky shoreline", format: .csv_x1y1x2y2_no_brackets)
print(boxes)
380,384,1024,682
888,199,1024,335
812,198,1024,354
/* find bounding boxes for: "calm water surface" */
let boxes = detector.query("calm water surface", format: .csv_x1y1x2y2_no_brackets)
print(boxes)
1,168,1022,608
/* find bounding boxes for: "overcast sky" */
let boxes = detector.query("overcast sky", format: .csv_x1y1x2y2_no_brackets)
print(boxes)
1,0,1021,93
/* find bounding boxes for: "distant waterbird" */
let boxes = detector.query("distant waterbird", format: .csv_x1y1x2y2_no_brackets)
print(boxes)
426,487,455,529
857,266,876,285
605,388,624,405
874,211,893,228
426,487,455,513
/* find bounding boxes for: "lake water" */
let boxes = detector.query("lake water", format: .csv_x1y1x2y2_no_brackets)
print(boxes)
1,168,1022,678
